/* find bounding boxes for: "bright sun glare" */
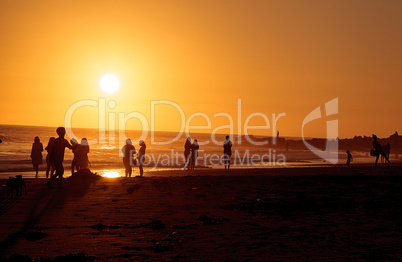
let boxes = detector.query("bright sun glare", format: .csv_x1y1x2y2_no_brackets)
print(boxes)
99,73,120,94
102,171,120,178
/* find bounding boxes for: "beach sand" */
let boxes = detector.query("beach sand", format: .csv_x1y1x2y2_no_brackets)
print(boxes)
0,165,401,261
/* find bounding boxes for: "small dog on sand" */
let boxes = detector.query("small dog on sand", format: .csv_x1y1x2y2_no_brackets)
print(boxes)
6,175,27,197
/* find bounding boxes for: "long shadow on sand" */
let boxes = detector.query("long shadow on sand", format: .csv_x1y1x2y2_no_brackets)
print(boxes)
0,173,100,259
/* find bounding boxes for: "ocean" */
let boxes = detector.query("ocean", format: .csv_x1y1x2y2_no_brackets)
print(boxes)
0,124,286,178
0,124,370,179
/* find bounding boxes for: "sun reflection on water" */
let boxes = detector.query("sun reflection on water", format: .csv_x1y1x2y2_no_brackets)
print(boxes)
101,171,120,178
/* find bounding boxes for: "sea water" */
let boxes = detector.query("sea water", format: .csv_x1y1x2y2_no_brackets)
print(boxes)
0,124,372,179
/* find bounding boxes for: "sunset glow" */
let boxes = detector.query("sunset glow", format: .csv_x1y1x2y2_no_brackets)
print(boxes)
0,1,401,138
99,74,120,94
101,171,120,178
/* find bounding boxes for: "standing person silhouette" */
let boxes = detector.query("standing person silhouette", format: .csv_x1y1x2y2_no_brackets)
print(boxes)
46,127,73,186
223,135,232,171
137,140,146,177
183,137,192,169
346,150,353,167
122,139,136,177
70,138,79,175
189,139,199,170
75,138,90,170
45,137,55,179
372,134,391,166
31,136,43,178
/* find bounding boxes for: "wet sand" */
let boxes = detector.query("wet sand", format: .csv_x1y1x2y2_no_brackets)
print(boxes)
0,165,401,261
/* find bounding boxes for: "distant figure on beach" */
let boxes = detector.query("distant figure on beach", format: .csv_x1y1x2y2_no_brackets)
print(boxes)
122,139,136,177
75,138,90,171
137,140,146,177
31,136,43,178
381,143,391,163
70,138,79,175
223,135,232,171
45,137,55,178
346,150,353,167
46,127,73,186
189,139,199,170
184,137,192,169
372,134,391,166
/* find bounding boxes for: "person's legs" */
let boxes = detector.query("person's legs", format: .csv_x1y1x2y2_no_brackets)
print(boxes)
192,156,197,170
50,164,55,177
33,164,39,178
139,165,143,177
184,153,189,169
57,162,64,182
375,154,380,166
47,161,63,185
380,152,392,164
46,156,50,179
71,158,76,175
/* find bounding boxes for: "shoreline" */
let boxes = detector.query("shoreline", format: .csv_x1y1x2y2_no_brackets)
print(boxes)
0,161,400,179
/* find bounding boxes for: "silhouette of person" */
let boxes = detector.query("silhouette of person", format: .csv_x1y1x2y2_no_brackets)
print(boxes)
122,139,136,177
137,140,146,177
70,138,79,175
346,150,353,167
31,136,43,178
372,134,391,166
183,137,192,169
381,143,391,163
189,139,199,170
0,139,2,143
223,135,232,171
45,137,55,179
75,138,90,171
46,127,73,186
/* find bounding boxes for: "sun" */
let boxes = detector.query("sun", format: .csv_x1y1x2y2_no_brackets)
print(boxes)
99,74,120,94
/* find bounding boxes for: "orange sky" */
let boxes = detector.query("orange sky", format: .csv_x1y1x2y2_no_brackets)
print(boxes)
1,1,401,138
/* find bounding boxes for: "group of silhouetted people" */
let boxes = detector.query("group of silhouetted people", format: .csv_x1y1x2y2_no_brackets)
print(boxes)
372,134,392,166
29,127,91,186
122,138,146,177
345,134,392,167
183,137,199,170
30,127,395,182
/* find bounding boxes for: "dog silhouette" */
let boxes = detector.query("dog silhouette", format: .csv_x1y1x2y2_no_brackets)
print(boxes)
6,175,27,197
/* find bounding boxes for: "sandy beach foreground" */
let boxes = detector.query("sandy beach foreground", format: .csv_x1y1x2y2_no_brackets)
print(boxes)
0,165,401,261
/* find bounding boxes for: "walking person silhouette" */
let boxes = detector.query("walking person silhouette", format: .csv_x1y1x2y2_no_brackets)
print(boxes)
46,127,73,186
372,134,391,166
45,137,55,179
223,135,232,171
